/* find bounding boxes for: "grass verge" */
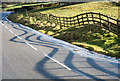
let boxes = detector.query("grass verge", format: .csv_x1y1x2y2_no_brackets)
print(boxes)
7,1,120,58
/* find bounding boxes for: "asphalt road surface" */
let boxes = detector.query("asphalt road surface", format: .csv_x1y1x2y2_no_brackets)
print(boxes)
1,12,119,80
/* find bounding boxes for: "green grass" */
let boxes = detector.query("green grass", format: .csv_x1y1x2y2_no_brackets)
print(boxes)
36,1,119,19
3,2,55,11
7,1,120,58
6,4,18,7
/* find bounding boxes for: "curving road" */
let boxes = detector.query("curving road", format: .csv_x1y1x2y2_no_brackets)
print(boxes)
1,12,119,80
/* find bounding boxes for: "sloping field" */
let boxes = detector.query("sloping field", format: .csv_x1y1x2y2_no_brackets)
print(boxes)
7,1,120,58
3,2,55,11
38,1,119,19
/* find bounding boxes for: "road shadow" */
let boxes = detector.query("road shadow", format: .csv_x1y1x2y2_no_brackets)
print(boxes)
11,26,62,47
2,13,119,80
1,14,65,79
35,46,63,80
8,22,120,80
64,51,106,81
87,58,120,78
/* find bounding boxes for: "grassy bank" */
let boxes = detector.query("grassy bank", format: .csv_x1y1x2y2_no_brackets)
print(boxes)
7,1,120,58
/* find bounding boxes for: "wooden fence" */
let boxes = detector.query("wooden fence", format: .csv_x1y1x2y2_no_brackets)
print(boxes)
30,12,120,36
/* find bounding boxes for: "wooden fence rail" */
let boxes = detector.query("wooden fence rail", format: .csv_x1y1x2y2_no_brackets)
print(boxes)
29,12,120,36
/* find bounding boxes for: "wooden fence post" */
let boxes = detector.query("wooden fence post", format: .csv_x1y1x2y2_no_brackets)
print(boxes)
82,15,84,25
63,17,65,27
99,13,102,26
86,13,89,24
59,17,61,26
91,12,95,24
66,17,68,27
73,17,76,26
117,19,120,37
107,16,110,26
107,15,111,31
77,15,80,26
70,17,72,26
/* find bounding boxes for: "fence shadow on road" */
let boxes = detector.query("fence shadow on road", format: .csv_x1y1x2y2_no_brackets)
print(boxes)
8,26,64,80
6,20,119,80
64,51,117,80
87,58,120,78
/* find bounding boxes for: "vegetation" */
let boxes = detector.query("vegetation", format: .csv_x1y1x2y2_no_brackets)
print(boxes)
7,1,120,58
3,2,56,11
38,1,119,19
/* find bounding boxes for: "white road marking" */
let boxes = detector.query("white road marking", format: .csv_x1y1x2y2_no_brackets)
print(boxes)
43,53,72,71
3,18,120,64
1,22,5,26
25,41,37,50
16,35,22,39
39,49,93,79
1,22,96,79
9,30,13,33
1,23,8,29
2,16,119,79
1,23,37,50
14,34,22,39
1,23,73,72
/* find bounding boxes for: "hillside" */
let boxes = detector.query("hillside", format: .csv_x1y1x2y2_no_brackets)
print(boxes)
35,1,119,19
7,1,120,58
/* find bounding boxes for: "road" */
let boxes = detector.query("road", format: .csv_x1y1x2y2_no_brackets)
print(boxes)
1,12,119,80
